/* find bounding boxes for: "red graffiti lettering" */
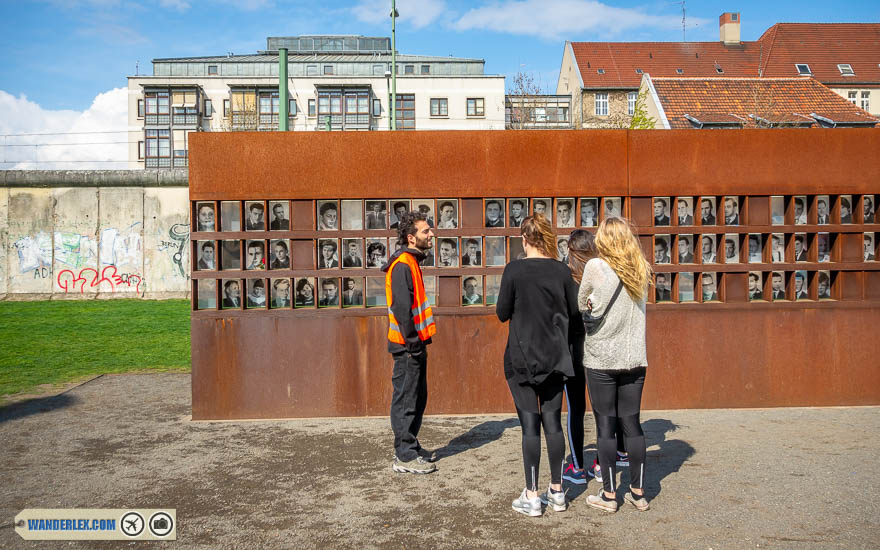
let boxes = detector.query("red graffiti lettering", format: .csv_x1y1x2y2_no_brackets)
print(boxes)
56,266,144,294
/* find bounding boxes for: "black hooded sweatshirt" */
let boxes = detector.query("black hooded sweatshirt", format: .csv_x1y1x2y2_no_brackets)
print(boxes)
382,247,432,355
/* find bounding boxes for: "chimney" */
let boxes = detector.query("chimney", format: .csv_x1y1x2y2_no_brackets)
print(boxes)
719,12,741,45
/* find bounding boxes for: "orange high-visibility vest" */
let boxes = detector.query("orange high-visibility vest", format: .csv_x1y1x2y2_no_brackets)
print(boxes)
385,252,437,344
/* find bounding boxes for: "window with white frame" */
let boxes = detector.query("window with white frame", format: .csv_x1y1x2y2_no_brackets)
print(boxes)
138,141,144,160
627,92,637,116
795,63,811,75
289,99,297,116
258,91,279,125
848,91,858,105
595,92,608,116
395,94,415,129
838,64,854,76
145,129,170,168
204,99,213,117
431,98,448,117
137,99,145,118
861,91,870,112
372,98,381,117
467,98,484,117
223,99,230,117
308,99,316,117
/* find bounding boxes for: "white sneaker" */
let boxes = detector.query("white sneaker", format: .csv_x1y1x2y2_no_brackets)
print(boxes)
511,488,543,517
539,487,568,512
586,488,618,513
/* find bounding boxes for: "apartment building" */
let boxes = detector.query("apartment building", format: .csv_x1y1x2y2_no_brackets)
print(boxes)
558,14,880,128
127,35,505,168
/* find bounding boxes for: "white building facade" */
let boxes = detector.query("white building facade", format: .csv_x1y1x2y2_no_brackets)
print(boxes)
127,36,506,168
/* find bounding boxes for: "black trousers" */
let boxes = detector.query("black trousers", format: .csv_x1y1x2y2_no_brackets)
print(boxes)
390,349,428,462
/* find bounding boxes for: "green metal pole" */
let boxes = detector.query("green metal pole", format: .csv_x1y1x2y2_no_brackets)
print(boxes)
391,0,397,131
278,47,288,131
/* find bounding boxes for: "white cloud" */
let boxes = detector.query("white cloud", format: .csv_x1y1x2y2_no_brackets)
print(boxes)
0,88,129,170
352,0,448,29
452,0,702,40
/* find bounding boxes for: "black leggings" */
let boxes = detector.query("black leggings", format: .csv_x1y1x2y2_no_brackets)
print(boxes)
563,341,586,469
508,374,565,491
586,367,647,493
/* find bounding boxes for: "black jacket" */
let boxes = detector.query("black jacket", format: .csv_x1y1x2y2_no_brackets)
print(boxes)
496,258,579,386
382,248,432,355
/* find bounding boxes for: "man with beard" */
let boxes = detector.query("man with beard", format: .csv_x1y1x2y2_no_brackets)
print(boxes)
383,211,438,474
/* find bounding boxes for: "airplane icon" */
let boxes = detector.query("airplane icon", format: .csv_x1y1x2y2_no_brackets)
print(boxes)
125,518,140,531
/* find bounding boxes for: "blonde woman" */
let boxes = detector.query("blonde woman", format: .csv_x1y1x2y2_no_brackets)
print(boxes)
579,217,652,513
496,214,580,516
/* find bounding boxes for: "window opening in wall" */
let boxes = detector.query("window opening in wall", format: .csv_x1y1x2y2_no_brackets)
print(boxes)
208,65,218,75
838,64,854,76
204,99,213,117
144,129,170,168
421,64,430,75
307,64,318,76
595,92,608,116
861,91,870,112
323,65,334,75
144,91,170,124
138,141,144,159
395,94,415,129
848,91,857,105
627,92,637,116
404,64,414,75
289,99,297,116
137,99,145,118
308,99,316,117
467,97,484,117
372,64,384,76
431,98,448,117
223,99,230,117
795,63,811,75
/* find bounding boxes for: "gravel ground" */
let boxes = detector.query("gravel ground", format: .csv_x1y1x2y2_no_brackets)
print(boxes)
1,373,877,549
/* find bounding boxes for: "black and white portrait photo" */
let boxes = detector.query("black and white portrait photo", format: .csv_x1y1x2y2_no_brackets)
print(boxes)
270,240,290,269
462,276,483,306
579,198,598,227
485,275,501,306
437,238,458,267
318,239,339,269
794,271,808,300
341,277,364,307
724,234,739,264
197,279,217,310
197,240,215,270
794,233,807,262
413,199,435,227
699,197,716,226
246,278,266,308
723,196,740,225
485,199,505,228
748,272,763,301
390,200,411,229
653,197,670,226
556,199,575,228
220,201,241,232
532,198,552,222
365,200,387,230
222,279,241,309
701,272,718,302
196,202,215,232
461,237,482,266
865,233,876,261
509,236,525,262
342,238,364,268
557,236,569,263
420,240,435,267
366,277,386,307
678,272,695,302
818,271,831,299
485,236,506,266
771,272,786,301
840,195,853,224
654,235,671,264
816,195,830,225
436,199,458,229
245,201,266,231
677,235,695,263
509,199,528,227
655,273,672,302
793,196,807,225
865,195,876,223
269,201,290,230
221,240,241,270
318,277,339,307
603,197,622,219
366,238,387,268
341,199,364,230
676,197,694,226
295,278,315,307
771,233,785,263
317,200,339,231
271,278,291,308
747,234,762,263
818,233,830,262
245,240,265,270
423,276,437,307
771,196,785,225
701,234,717,264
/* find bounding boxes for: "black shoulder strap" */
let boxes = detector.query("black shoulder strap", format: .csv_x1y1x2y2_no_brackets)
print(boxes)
604,280,625,313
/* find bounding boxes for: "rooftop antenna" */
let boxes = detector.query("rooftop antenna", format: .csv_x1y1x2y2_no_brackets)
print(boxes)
669,1,686,41
135,60,139,76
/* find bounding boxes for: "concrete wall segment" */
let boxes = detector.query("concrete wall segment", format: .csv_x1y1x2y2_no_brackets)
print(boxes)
7,188,54,295
144,187,190,299
1,170,188,188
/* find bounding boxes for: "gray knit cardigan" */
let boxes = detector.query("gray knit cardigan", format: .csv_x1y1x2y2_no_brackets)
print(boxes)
577,258,648,371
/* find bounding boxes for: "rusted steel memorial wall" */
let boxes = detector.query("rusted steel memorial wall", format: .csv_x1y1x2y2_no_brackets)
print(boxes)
189,130,880,420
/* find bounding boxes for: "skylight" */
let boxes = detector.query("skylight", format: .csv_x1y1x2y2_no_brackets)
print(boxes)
715,63,724,74
795,63,812,76
635,68,643,74
597,69,605,74
838,64,854,76
676,68,683,75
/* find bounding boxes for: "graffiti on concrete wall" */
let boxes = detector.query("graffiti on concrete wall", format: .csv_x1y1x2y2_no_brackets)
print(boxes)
100,222,143,268
57,265,144,294
13,232,52,277
159,223,190,279
54,232,98,271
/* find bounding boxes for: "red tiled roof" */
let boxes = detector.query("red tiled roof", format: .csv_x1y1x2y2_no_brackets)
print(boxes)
570,22,880,89
648,77,879,129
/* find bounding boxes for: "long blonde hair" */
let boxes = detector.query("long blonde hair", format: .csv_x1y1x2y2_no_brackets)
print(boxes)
595,217,653,301
521,214,556,259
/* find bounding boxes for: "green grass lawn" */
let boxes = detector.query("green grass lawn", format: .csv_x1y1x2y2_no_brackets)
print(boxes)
0,299,190,401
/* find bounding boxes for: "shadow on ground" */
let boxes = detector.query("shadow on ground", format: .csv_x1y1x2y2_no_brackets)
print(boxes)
0,394,78,424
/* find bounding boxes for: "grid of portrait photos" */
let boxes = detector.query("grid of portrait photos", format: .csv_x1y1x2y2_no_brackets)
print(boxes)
190,193,877,310
648,193,877,304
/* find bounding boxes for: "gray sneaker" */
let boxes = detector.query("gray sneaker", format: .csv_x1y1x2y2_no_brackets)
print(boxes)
512,488,543,517
586,489,618,513
539,487,568,512
417,448,438,463
624,492,650,511
392,456,437,474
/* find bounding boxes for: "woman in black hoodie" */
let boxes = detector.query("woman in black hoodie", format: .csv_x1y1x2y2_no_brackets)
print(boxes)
496,214,581,516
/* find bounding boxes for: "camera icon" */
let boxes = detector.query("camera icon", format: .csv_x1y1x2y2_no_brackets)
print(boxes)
148,512,174,537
